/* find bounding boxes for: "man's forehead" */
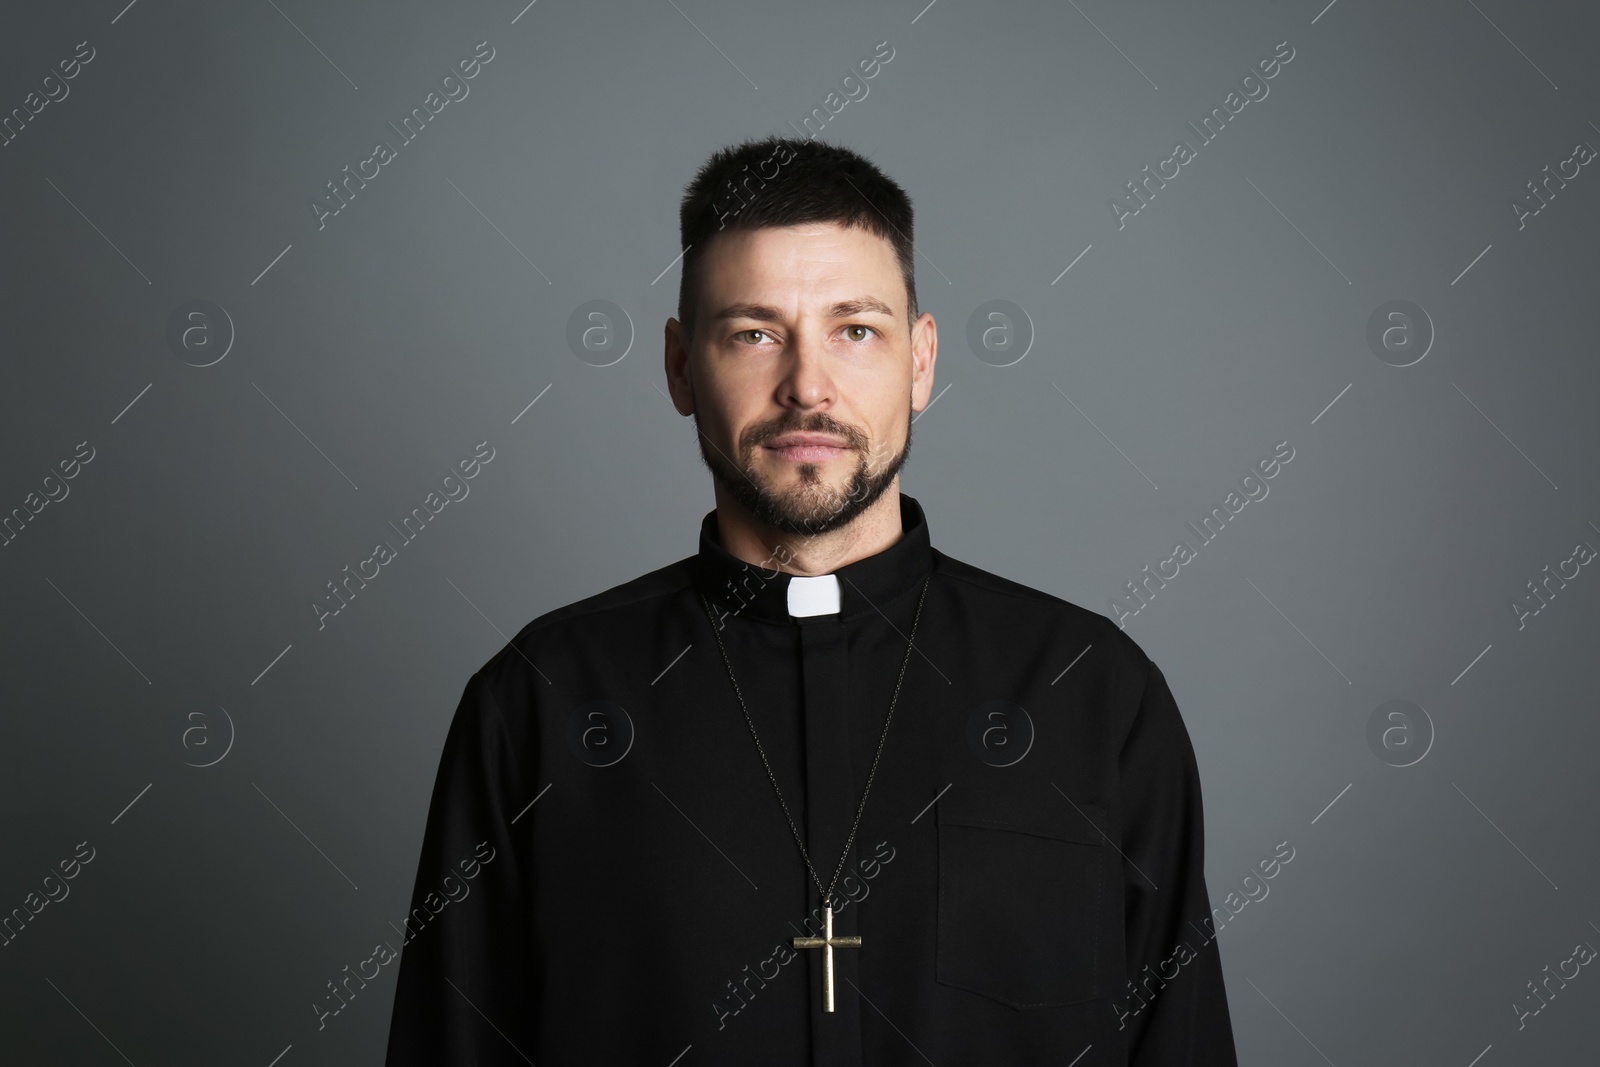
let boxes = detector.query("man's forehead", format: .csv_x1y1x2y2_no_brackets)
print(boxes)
699,223,903,318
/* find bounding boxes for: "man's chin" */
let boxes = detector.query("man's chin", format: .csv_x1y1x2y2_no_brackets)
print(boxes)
734,478,867,536
756,489,852,527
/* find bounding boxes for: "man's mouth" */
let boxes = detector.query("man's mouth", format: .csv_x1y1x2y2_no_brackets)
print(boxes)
764,434,852,462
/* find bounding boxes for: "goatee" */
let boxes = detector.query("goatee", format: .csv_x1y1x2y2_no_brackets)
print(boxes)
695,410,912,538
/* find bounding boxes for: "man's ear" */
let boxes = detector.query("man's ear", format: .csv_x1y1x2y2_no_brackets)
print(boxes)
664,317,696,416
909,311,938,412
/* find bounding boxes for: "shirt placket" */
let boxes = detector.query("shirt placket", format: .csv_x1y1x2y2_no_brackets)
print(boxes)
798,613,866,1066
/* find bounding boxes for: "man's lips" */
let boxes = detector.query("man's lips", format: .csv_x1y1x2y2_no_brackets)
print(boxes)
764,435,852,462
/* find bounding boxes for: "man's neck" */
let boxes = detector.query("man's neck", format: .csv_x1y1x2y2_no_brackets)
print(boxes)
712,481,904,576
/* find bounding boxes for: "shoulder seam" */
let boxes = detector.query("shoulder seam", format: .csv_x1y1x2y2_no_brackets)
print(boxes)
935,563,1111,623
472,668,534,797
493,563,696,661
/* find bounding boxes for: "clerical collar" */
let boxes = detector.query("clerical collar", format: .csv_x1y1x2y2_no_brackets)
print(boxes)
689,493,934,626
786,574,840,617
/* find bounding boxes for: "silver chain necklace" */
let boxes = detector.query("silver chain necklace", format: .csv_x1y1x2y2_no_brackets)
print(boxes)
697,572,931,1012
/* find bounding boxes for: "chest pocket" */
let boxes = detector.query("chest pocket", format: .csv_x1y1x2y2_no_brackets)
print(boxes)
936,795,1109,1009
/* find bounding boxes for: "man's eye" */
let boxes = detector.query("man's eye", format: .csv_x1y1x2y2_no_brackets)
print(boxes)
734,329,772,344
843,325,877,342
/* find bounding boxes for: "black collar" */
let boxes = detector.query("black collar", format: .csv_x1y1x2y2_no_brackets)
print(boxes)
689,493,934,626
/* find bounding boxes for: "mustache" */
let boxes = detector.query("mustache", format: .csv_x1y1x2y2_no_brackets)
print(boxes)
744,417,866,450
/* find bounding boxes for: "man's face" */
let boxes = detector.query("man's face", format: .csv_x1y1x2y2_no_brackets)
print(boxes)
665,220,937,538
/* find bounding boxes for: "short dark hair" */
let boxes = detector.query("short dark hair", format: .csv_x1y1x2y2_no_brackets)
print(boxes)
676,136,918,343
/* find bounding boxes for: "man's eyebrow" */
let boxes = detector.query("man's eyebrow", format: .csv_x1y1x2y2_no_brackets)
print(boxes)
829,296,896,318
711,296,898,323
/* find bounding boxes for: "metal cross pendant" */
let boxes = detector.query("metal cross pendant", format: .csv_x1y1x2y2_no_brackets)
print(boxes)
790,902,862,1012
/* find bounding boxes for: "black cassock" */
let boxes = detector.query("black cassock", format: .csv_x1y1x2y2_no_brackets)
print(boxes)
385,494,1239,1065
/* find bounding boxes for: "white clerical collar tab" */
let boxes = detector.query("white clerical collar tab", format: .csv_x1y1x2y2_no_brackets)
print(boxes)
787,574,841,617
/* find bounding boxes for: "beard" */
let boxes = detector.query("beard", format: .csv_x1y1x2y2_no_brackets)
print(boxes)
695,408,912,538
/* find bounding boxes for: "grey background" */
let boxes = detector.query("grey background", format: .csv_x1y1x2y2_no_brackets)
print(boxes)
2,0,1597,1063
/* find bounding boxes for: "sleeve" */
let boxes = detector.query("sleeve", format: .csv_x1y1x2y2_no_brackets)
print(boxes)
384,668,539,1066
1117,653,1239,1066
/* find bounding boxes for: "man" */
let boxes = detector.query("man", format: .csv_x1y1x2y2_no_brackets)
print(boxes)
385,136,1239,1065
